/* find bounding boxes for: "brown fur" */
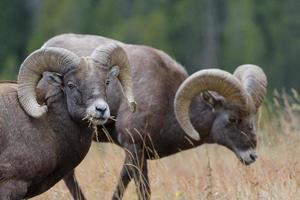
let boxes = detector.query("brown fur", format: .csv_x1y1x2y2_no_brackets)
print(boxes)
44,34,260,200
0,51,117,199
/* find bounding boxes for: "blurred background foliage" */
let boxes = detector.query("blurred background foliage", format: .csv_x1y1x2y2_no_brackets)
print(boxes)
0,0,299,92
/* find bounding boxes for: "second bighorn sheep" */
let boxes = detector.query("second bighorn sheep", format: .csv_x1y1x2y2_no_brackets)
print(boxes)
0,44,135,199
43,34,267,200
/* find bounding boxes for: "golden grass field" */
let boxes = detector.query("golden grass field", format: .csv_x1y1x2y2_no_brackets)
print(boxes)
33,92,300,200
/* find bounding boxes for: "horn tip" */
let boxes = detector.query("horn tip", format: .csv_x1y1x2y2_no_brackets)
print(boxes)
30,105,48,118
128,101,137,113
187,131,201,141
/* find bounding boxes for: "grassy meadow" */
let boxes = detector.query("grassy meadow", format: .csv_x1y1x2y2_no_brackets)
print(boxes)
33,91,300,200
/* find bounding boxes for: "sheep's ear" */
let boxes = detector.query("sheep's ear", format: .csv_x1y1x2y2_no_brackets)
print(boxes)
202,91,225,108
43,72,62,86
36,72,63,104
108,65,120,78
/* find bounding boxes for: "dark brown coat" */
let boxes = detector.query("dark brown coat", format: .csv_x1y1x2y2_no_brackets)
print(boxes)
44,34,262,200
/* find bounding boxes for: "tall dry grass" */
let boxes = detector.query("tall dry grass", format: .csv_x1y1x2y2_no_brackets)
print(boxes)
33,91,300,200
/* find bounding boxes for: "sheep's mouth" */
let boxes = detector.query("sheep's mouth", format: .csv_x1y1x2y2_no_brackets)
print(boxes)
91,117,108,125
235,148,257,165
83,116,108,125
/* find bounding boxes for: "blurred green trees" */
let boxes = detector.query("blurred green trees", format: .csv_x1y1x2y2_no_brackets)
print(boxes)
0,0,299,91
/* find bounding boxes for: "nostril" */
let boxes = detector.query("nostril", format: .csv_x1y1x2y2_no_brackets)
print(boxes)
250,153,257,161
95,105,107,114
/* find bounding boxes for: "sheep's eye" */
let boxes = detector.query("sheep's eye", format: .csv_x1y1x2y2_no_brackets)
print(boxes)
67,82,76,90
229,117,239,124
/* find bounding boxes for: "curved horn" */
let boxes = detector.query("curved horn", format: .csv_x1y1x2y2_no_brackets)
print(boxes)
174,69,253,141
234,64,267,111
17,47,80,118
91,43,136,112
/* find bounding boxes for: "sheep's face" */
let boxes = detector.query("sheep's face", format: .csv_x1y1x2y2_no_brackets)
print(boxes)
36,59,118,125
63,59,111,125
204,93,257,165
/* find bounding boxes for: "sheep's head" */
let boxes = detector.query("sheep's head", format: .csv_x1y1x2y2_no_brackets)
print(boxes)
18,44,136,125
201,92,258,165
175,65,267,165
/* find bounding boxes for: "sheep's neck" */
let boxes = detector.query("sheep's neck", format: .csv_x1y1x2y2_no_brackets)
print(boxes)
47,99,94,160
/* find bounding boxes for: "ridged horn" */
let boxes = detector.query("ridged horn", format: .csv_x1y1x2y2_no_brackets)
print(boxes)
17,47,80,118
174,69,253,141
91,43,136,112
234,64,267,112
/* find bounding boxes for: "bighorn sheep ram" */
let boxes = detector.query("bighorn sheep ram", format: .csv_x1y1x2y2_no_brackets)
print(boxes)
0,44,135,199
43,34,267,200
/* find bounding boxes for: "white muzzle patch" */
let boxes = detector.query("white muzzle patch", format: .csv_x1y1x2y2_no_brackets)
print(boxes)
235,148,257,165
85,99,110,125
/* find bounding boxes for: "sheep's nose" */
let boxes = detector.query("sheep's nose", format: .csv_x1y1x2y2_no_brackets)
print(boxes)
96,105,107,115
250,152,257,161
